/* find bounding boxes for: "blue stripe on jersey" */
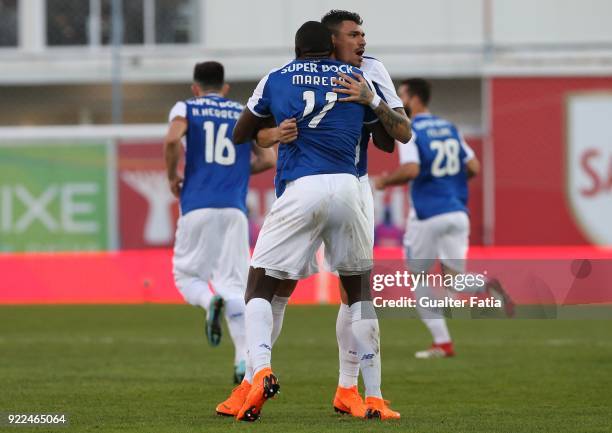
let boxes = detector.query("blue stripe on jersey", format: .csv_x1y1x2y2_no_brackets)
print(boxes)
410,114,470,220
181,95,252,215
254,59,375,196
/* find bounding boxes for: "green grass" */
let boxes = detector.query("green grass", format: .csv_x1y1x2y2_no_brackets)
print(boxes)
1,305,611,432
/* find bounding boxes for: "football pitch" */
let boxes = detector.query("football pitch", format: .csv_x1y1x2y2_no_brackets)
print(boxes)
1,305,611,433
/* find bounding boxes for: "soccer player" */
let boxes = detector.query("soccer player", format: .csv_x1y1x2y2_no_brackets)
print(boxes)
375,78,514,359
251,10,410,418
219,21,401,422
164,61,276,383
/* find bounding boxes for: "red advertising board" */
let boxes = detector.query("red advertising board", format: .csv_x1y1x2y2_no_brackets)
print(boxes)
2,246,610,305
491,77,612,245
118,141,179,249
116,136,484,249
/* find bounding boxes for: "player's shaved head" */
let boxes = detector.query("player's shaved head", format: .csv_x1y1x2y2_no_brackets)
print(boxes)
294,21,333,59
193,61,224,90
321,10,363,34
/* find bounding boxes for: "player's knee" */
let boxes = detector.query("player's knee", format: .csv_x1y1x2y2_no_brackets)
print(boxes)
339,271,372,306
245,267,279,303
275,279,298,298
174,274,204,306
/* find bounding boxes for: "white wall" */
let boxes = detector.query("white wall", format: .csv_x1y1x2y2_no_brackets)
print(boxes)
203,0,483,49
493,0,612,45
203,0,612,50
2,0,612,84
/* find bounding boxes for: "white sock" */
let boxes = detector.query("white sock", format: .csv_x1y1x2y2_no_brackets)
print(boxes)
421,318,451,344
245,298,273,375
270,295,289,345
175,277,213,309
350,301,382,398
336,303,359,388
224,297,247,366
240,296,287,384
244,355,253,383
415,284,452,344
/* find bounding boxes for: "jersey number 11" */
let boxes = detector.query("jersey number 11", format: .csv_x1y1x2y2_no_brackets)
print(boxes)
302,91,338,128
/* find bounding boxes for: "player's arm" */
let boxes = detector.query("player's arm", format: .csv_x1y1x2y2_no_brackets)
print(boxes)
233,108,266,144
466,157,480,179
374,136,420,190
256,118,298,148
235,73,274,144
164,117,187,198
366,121,395,153
374,162,420,190
333,72,412,143
250,142,277,174
461,135,480,179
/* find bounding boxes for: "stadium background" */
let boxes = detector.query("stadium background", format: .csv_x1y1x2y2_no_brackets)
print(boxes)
1,2,612,432
2,0,611,304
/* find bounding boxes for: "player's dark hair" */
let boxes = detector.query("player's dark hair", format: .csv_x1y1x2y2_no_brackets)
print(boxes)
321,10,363,33
193,61,224,89
294,21,333,58
401,78,432,105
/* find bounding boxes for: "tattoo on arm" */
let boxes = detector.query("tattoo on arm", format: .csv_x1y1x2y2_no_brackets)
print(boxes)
374,102,404,134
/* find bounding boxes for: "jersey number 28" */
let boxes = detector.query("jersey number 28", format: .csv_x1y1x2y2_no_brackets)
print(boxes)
203,121,235,165
430,138,461,177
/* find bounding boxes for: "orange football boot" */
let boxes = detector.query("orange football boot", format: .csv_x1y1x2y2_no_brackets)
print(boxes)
365,396,401,420
215,380,251,417
236,368,280,421
333,386,368,418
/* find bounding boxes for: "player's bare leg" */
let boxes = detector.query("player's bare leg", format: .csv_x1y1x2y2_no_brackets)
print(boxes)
485,277,515,317
441,263,515,317
415,263,515,359
340,272,400,420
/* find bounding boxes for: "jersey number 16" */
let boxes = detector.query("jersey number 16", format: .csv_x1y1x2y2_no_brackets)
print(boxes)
203,121,235,165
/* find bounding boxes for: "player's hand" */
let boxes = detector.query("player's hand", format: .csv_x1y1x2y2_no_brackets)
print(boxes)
168,174,183,198
277,118,298,143
374,173,388,190
333,72,374,106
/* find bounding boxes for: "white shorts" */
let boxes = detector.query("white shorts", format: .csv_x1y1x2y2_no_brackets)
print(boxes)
173,207,249,300
404,210,469,274
360,175,375,246
251,174,373,279
312,175,374,274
